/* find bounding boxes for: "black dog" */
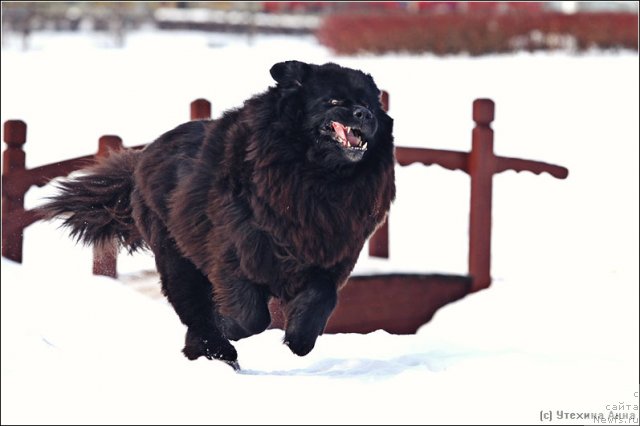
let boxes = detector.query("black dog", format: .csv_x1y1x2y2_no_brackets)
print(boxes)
40,61,396,369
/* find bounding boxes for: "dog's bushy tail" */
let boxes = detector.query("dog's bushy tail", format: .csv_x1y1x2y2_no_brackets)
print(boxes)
38,149,145,253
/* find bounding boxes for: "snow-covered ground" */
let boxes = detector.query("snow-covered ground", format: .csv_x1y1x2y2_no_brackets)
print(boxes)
1,29,638,424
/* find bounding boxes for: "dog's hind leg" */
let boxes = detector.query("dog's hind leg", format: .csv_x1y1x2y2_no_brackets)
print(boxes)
154,243,238,365
133,195,237,366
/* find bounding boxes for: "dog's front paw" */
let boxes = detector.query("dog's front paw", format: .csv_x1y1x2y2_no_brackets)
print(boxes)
183,328,238,363
283,329,318,357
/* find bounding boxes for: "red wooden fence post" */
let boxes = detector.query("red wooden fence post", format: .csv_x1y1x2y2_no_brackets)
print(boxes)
92,135,123,278
380,90,389,112
369,90,390,258
2,120,28,263
468,99,495,292
190,98,211,120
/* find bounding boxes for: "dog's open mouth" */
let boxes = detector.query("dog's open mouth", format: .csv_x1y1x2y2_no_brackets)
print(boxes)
330,121,368,151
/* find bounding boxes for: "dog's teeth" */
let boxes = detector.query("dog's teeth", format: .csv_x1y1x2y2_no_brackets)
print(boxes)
362,142,368,150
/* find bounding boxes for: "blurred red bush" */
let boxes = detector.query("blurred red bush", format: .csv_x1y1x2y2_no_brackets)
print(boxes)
316,12,638,56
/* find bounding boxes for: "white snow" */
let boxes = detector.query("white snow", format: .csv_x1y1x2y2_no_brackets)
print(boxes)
1,29,638,424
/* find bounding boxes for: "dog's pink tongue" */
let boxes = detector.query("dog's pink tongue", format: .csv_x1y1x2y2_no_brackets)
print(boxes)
346,131,360,147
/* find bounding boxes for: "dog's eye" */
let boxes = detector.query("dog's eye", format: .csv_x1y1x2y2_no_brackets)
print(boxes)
329,99,342,106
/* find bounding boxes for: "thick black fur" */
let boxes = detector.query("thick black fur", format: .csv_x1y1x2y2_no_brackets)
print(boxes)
39,61,396,365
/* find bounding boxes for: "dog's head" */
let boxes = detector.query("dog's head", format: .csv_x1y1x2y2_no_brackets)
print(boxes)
270,60,393,165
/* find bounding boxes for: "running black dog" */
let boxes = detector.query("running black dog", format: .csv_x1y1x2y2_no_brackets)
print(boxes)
40,61,396,369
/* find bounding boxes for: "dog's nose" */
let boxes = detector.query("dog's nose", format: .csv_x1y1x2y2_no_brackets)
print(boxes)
353,106,373,122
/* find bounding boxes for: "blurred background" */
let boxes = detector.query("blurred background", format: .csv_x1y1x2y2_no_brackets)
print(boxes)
2,1,638,53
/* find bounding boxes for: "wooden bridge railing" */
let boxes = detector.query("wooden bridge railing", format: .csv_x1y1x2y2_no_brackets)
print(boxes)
2,98,213,277
370,97,568,291
1,94,568,292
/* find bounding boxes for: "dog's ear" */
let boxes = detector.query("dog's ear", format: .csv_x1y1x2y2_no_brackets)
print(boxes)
270,61,309,87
